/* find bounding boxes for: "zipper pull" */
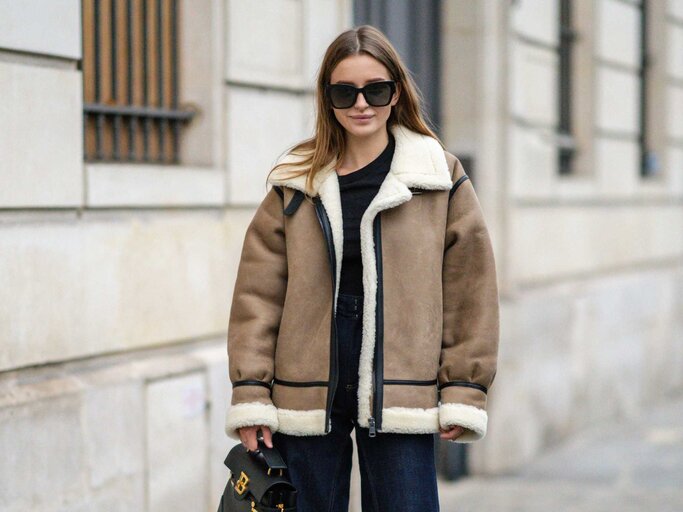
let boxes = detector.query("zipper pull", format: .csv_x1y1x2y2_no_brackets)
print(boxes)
368,417,376,437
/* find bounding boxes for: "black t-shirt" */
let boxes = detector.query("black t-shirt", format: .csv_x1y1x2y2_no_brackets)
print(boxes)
337,132,395,296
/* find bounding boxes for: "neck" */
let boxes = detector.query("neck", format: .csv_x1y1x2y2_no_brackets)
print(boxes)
339,127,390,172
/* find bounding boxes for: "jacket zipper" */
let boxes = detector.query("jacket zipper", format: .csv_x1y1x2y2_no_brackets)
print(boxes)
313,197,339,434
368,213,384,437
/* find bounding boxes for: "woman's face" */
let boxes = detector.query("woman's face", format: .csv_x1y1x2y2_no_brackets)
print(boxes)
328,54,400,139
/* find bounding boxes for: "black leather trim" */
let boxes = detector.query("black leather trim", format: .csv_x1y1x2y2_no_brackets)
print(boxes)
449,174,470,200
313,196,338,433
373,213,384,430
273,378,329,387
283,190,305,216
232,379,273,389
438,381,488,394
384,379,438,386
273,185,284,200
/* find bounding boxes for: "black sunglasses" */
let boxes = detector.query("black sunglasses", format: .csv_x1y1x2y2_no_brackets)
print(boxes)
325,80,397,109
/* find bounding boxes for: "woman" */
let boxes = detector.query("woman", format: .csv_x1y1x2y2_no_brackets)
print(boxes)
225,25,499,510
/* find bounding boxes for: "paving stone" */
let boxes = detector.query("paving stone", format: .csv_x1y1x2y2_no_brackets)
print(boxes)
438,394,683,511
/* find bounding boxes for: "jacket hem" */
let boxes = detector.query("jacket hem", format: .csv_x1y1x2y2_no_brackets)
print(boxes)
372,406,440,434
275,406,444,436
277,408,327,436
224,401,279,441
439,402,488,443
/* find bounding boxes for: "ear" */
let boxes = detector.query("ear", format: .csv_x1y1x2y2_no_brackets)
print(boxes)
391,81,401,106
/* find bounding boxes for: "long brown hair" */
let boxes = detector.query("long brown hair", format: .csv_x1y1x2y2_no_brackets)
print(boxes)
266,24,444,197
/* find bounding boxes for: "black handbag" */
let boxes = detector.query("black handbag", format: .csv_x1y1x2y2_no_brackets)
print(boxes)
217,436,298,512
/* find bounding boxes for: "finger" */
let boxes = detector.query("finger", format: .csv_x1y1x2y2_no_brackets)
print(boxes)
239,429,248,449
439,425,459,433
439,426,464,440
246,429,258,451
450,427,465,439
261,426,273,448
450,426,464,438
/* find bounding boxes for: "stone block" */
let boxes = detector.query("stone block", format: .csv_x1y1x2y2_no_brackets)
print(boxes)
668,0,683,20
596,66,639,134
596,0,640,68
510,0,557,46
509,125,556,199
510,205,683,283
510,40,558,126
0,392,86,511
0,212,238,372
226,0,304,89
0,61,82,207
82,382,145,489
303,0,351,87
667,24,683,80
595,137,639,197
226,86,308,205
86,164,225,207
146,373,209,512
667,85,683,139
667,147,683,195
0,0,81,59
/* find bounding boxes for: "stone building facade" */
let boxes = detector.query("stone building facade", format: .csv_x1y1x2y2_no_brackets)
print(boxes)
0,0,681,510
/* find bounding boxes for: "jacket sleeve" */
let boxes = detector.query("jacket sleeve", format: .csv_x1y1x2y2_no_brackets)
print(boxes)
224,186,287,441
438,157,500,443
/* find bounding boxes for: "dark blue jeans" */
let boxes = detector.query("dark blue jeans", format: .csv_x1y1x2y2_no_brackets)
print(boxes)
272,292,440,512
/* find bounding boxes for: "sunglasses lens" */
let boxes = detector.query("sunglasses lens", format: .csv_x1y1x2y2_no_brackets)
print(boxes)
328,82,395,108
364,82,393,106
329,85,356,108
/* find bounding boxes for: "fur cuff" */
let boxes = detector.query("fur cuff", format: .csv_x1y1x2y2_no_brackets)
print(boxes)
439,403,488,443
224,401,279,441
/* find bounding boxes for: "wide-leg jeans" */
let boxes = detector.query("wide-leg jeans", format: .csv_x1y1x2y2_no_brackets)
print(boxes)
272,292,440,512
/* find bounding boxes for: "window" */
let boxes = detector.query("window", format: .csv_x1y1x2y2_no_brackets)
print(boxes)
81,0,194,164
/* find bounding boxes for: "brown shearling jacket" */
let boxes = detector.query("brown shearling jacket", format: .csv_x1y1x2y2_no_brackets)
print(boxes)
225,123,499,443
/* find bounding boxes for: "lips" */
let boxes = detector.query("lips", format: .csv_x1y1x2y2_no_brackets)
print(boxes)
351,115,373,120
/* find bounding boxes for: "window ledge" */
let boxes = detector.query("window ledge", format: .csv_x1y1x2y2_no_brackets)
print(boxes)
86,163,225,208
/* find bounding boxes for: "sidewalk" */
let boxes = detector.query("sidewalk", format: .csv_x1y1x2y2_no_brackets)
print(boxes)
438,393,683,512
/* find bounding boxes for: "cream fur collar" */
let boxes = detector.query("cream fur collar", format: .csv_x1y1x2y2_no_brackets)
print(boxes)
266,123,452,195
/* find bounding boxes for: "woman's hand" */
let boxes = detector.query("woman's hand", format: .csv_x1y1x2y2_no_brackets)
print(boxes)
238,425,274,451
439,424,465,441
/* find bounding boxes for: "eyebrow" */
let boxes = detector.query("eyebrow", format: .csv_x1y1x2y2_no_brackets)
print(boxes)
333,77,388,85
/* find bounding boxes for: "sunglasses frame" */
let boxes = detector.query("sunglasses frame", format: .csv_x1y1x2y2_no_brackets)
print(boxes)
325,80,398,109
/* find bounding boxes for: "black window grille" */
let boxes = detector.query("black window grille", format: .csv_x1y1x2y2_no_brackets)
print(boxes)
558,0,576,175
81,0,195,164
638,0,657,177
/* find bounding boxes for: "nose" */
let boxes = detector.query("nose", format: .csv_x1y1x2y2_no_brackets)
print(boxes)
353,90,369,109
